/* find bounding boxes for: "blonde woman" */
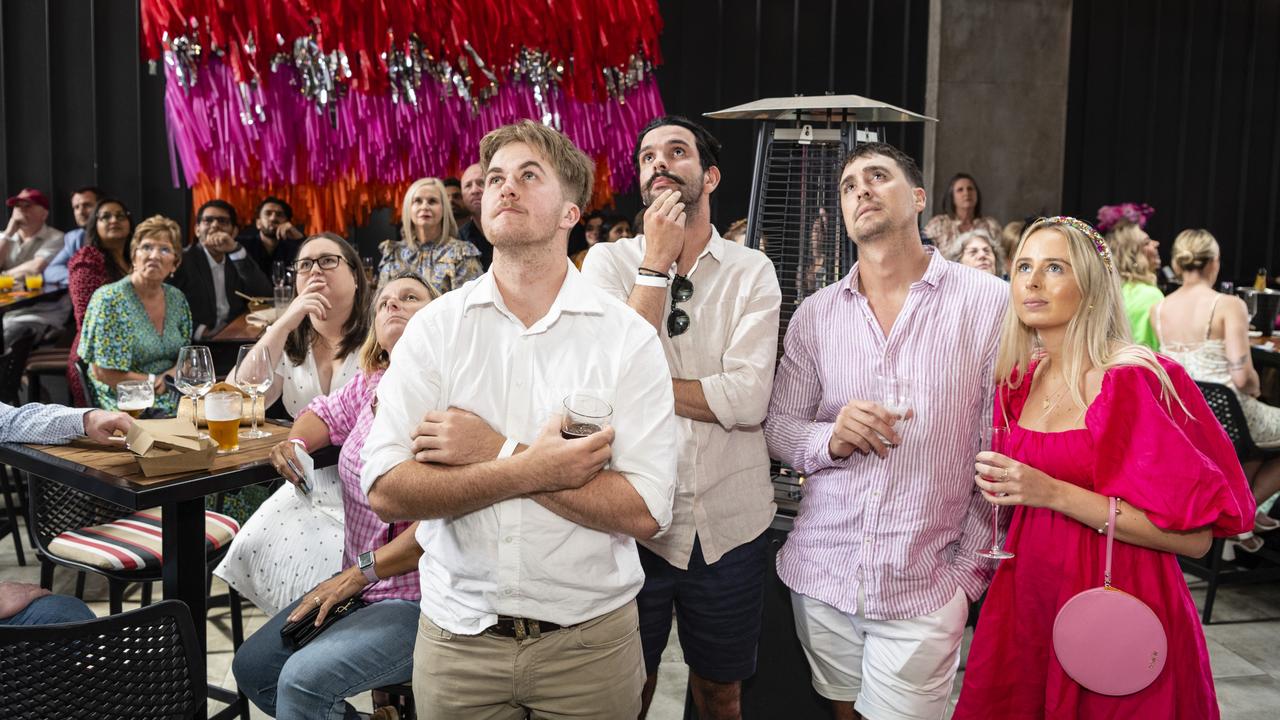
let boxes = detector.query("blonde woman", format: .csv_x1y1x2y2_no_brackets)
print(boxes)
1106,220,1164,349
953,217,1253,718
1151,228,1280,552
78,215,189,415
378,177,483,294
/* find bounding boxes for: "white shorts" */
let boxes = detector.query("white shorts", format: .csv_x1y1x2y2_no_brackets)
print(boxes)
791,586,968,720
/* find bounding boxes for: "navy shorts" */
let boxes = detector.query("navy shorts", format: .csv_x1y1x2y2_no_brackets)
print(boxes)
637,532,768,682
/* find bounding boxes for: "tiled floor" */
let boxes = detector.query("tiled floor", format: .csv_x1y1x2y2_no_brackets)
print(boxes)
4,525,1279,719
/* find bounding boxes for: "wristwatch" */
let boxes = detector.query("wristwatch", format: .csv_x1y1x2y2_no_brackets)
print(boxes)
357,551,379,584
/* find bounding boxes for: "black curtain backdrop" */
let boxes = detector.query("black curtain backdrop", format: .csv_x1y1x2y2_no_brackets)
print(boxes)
1064,0,1280,284
0,0,187,237
648,0,930,230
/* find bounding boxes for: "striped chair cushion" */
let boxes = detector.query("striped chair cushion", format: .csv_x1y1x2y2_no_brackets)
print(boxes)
47,508,240,572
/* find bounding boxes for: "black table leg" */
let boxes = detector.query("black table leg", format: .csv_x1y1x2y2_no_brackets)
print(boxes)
164,498,208,720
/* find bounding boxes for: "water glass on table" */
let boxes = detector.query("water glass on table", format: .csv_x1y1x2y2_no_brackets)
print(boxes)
273,286,294,316
976,425,1015,560
116,380,155,418
561,393,612,440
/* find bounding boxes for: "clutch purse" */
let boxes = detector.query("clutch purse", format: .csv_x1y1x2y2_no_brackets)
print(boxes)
279,596,366,650
1052,497,1168,696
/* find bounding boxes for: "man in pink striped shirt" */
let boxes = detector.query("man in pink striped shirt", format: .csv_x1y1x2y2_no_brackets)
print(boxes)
765,142,1007,720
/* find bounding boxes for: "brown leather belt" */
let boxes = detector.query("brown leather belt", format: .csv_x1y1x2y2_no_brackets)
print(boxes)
486,616,571,640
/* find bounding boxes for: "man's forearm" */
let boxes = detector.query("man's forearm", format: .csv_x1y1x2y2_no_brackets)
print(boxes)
673,379,718,423
531,471,659,539
626,284,668,334
368,456,535,523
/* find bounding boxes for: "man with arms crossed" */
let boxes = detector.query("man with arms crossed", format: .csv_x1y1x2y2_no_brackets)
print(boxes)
765,142,1005,720
361,120,676,720
582,115,781,719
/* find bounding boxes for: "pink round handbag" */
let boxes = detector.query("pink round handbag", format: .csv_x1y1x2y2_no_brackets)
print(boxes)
1052,497,1168,696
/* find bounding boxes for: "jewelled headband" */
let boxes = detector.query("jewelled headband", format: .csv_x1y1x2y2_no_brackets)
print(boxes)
1039,215,1114,273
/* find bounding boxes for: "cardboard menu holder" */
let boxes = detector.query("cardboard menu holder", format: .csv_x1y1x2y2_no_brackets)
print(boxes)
126,418,218,477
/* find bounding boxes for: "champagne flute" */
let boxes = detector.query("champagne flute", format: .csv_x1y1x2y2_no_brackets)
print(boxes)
880,373,911,446
234,344,273,439
175,346,214,437
976,425,1015,560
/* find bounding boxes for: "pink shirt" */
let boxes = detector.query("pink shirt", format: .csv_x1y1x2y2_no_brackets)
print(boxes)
304,369,420,604
765,249,1007,620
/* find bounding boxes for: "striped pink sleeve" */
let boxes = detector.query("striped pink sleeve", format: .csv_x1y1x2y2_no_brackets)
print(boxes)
304,371,372,446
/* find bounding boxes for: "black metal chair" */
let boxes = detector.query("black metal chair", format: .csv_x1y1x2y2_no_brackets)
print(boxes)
1180,381,1280,623
0,599,204,719
0,334,36,568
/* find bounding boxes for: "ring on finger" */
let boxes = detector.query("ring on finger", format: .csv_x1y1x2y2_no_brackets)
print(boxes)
1001,468,1009,480
314,596,322,606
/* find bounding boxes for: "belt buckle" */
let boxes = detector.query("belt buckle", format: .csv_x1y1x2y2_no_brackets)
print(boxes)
513,617,527,641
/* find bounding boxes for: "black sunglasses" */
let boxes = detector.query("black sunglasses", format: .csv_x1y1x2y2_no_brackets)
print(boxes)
666,274,694,337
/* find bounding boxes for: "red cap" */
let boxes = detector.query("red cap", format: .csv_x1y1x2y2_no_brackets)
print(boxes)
6,188,50,210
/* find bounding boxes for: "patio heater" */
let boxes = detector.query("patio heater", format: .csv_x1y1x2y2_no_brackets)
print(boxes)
704,95,934,526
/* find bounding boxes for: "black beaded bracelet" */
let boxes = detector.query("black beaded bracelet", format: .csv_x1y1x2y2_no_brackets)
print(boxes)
638,266,669,278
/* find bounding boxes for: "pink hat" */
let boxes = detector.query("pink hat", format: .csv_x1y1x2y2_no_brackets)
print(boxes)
6,188,50,210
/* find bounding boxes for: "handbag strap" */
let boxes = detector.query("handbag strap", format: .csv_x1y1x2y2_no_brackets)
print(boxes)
1103,496,1116,589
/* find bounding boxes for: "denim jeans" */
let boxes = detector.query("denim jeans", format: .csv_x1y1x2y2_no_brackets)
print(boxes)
233,596,419,720
0,593,95,626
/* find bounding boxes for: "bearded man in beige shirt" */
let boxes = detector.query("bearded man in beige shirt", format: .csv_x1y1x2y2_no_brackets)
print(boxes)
581,115,782,720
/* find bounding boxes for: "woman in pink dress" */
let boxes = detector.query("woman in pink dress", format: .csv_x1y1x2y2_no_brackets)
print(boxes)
953,216,1255,719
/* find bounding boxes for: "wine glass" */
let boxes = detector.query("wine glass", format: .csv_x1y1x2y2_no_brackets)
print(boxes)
880,373,911,446
234,344,273,439
175,346,214,437
1238,289,1259,324
976,425,1015,560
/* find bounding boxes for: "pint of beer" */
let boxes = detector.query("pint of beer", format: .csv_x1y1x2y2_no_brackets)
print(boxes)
205,391,242,453
116,380,154,418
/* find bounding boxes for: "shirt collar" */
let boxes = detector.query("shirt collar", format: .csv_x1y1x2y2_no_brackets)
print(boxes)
200,244,225,268
463,259,604,331
844,245,946,297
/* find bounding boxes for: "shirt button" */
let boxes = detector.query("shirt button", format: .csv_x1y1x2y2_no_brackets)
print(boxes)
503,588,515,596
504,536,513,544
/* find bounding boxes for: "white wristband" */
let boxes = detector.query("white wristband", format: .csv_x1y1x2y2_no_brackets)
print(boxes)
498,437,520,459
634,273,669,288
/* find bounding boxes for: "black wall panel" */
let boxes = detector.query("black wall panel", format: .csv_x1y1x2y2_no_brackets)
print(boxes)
1065,0,1280,283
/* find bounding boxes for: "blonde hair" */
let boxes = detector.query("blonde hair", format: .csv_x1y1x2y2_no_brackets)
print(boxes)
357,271,440,372
947,228,1005,274
994,217,1185,416
1105,221,1156,285
400,178,460,251
130,215,183,256
1170,228,1219,277
479,120,594,211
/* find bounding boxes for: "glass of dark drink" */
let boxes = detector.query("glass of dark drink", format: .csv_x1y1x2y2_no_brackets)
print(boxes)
561,393,612,440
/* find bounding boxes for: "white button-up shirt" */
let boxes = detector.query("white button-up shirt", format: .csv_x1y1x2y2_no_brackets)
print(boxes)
582,228,781,568
360,261,677,634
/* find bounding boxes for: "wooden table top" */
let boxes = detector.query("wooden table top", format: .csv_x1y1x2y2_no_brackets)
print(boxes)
211,312,265,343
30,420,293,486
0,285,67,312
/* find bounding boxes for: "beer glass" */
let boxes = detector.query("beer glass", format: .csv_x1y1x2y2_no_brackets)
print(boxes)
561,393,612,439
116,380,154,418
205,391,243,453
0,275,13,292
24,274,43,292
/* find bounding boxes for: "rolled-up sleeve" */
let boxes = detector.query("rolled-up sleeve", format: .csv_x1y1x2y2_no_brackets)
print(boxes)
764,297,850,475
699,262,781,430
359,314,443,496
579,243,628,303
611,323,678,533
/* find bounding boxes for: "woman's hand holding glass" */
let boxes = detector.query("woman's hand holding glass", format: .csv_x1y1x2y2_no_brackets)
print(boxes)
974,451,1064,510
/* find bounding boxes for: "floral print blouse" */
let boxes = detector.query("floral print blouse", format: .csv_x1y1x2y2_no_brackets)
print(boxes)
377,236,483,295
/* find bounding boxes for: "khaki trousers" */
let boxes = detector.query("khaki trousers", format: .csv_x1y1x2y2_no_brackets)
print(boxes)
413,601,645,720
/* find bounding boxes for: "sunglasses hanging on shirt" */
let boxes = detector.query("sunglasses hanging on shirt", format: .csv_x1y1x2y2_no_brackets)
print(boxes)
667,274,694,337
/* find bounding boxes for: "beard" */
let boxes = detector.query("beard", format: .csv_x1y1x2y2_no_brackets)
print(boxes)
641,171,703,214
